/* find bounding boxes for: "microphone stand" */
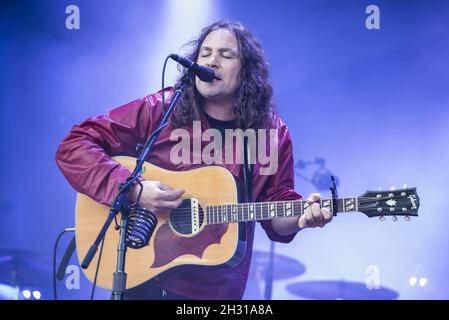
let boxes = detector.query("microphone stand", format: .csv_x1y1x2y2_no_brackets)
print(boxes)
80,71,194,300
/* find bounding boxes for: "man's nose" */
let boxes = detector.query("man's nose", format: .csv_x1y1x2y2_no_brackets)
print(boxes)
206,54,220,68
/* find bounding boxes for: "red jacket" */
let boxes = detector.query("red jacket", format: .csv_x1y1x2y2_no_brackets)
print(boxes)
56,88,301,299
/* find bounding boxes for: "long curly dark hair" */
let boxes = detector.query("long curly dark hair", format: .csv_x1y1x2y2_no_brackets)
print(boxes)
171,20,276,130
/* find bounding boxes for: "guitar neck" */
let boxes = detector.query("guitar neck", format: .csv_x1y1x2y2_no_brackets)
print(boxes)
205,198,359,225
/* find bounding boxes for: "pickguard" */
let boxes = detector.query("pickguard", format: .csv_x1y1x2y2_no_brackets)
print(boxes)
151,222,229,268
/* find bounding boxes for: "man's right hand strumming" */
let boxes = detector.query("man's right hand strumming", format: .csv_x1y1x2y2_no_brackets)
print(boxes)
130,181,185,215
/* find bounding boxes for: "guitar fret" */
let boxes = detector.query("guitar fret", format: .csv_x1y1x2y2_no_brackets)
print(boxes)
321,199,331,211
275,202,281,218
269,202,275,218
285,201,293,217
256,203,262,220
303,201,310,213
209,206,212,224
277,202,283,218
260,203,265,219
209,205,212,224
345,198,356,212
293,201,301,217
216,205,219,224
249,203,255,220
208,206,211,224
296,201,300,216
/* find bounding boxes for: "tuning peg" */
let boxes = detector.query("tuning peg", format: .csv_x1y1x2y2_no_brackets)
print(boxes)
402,208,407,213
390,186,396,191
377,208,382,213
389,208,395,213
379,215,385,221
401,192,407,197
404,216,410,221
392,216,398,222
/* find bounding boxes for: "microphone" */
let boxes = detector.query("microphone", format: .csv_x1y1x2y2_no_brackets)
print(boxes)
169,54,216,83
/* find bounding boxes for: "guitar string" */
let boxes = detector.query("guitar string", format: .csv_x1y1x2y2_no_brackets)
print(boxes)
161,195,414,222
162,195,412,217
146,195,416,227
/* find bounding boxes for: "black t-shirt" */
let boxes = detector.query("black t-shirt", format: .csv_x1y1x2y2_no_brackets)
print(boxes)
202,111,236,145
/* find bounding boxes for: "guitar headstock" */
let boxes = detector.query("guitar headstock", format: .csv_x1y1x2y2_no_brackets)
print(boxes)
358,186,420,220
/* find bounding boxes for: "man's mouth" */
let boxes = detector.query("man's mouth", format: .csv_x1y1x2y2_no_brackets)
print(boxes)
210,77,221,84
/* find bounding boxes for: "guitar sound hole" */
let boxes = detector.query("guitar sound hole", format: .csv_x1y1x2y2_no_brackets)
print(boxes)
170,199,204,235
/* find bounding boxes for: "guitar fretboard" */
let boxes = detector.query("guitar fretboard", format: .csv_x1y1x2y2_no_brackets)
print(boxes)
205,198,359,225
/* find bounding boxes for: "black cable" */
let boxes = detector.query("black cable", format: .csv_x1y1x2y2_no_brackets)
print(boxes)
118,56,172,190
161,55,171,115
53,229,72,300
90,236,105,300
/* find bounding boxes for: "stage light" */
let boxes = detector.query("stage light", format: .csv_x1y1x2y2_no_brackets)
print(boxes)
409,277,417,286
32,290,41,300
22,290,31,299
419,278,428,287
149,0,217,86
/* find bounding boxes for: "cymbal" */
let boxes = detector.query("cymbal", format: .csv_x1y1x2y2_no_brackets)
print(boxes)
0,247,51,287
249,250,306,280
287,280,399,300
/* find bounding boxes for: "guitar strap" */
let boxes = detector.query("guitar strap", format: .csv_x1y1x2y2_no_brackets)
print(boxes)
243,136,254,203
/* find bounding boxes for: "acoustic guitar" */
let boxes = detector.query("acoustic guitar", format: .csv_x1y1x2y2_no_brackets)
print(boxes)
75,156,420,290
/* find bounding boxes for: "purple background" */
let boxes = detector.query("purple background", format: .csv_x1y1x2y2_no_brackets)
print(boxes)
0,0,448,299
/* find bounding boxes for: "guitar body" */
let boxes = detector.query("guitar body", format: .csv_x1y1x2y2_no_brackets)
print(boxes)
75,156,245,290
